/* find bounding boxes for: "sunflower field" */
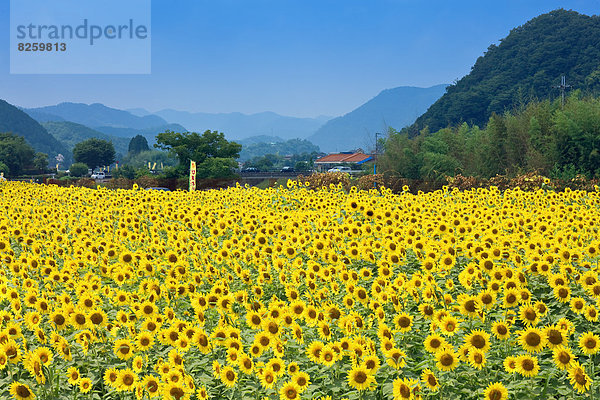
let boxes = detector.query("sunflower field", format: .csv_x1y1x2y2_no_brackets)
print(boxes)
0,180,599,400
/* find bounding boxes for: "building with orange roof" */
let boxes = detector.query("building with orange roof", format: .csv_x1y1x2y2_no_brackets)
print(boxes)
314,152,373,172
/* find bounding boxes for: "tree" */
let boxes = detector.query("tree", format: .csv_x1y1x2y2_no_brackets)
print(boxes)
128,135,150,155
155,130,241,176
0,132,35,176
33,152,49,172
69,162,89,177
73,138,116,170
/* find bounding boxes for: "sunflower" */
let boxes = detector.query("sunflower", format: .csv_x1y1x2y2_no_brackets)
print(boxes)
193,330,211,354
362,354,380,374
79,378,92,393
553,285,571,303
238,353,254,374
259,368,277,389
419,303,436,319
66,366,80,385
435,348,458,371
113,339,134,360
220,366,237,388
394,313,413,333
519,327,546,353
570,297,586,314
306,341,324,363
347,365,375,391
491,321,510,340
543,325,567,349
424,333,448,353
392,377,413,399
117,369,138,392
439,315,460,336
279,381,301,400
483,382,508,400
70,309,89,330
385,348,407,369
48,309,67,330
162,382,189,400
584,305,598,322
9,381,35,400
141,375,161,397
468,348,487,369
503,356,517,373
33,347,53,366
515,355,539,377
135,331,155,352
421,369,439,392
292,371,311,392
502,289,520,308
318,345,337,367
568,363,591,393
518,303,539,326
553,346,576,370
103,368,119,389
578,331,600,355
464,329,490,352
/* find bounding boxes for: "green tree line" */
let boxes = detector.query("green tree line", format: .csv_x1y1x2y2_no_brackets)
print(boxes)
380,94,600,181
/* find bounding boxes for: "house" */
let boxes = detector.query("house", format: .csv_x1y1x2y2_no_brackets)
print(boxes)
314,152,373,172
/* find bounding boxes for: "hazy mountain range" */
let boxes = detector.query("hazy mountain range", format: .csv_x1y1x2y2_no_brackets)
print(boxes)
5,86,450,163
149,109,331,142
308,85,448,152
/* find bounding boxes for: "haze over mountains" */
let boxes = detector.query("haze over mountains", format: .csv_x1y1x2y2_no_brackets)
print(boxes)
150,110,331,142
11,83,448,158
308,85,448,152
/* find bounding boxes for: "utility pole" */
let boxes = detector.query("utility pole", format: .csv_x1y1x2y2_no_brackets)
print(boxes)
552,76,571,107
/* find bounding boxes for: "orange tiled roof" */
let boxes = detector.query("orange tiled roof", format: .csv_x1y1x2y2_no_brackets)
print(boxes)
315,153,372,163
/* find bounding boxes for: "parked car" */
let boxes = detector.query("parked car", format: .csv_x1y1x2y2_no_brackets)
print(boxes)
281,166,295,173
242,167,259,173
90,172,106,179
328,166,351,173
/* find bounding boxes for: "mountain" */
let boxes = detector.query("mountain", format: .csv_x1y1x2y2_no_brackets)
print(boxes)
307,85,448,152
24,102,187,147
154,109,331,141
26,102,169,130
0,99,71,165
413,9,600,132
126,108,152,117
42,121,130,156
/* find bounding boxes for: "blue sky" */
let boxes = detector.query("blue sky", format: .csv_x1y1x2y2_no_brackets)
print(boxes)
1,1,597,117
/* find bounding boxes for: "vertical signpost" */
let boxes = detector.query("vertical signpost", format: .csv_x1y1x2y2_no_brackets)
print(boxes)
189,160,196,192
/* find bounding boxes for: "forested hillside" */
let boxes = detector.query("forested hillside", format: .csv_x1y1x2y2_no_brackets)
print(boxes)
42,121,130,157
413,10,600,132
0,99,70,165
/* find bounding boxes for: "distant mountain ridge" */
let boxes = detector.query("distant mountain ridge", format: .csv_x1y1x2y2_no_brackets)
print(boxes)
24,102,187,148
413,9,600,132
154,109,331,141
308,85,448,152
26,102,168,129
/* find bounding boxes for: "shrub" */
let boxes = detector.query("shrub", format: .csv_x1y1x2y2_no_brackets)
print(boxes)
69,163,89,177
